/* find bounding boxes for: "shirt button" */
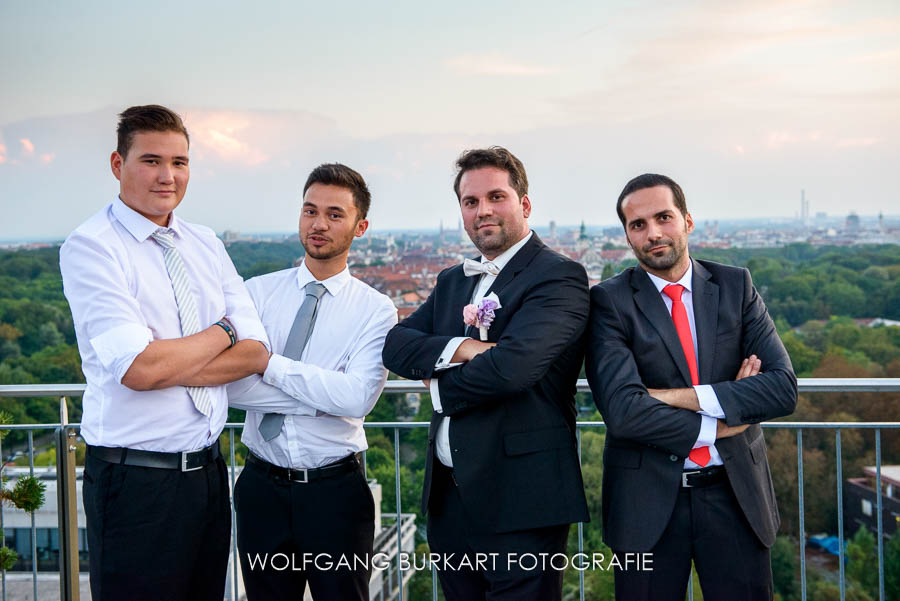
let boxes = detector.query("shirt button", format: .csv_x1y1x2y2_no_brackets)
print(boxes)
669,455,679,462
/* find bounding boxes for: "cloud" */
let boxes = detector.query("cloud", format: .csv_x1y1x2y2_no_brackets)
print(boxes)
835,137,878,148
444,54,555,76
20,138,34,156
39,153,55,165
0,143,6,164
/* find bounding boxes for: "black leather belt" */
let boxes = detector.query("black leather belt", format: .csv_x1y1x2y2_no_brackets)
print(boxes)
681,465,727,488
247,452,359,483
87,440,220,472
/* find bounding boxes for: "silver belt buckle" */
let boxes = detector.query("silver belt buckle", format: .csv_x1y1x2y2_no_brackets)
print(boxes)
682,470,702,488
290,468,308,483
181,450,204,472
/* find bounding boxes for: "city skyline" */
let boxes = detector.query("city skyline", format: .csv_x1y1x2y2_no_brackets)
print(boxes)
2,1,899,239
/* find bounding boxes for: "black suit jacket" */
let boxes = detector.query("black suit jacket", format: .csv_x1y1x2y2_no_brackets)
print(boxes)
586,259,797,551
382,233,590,534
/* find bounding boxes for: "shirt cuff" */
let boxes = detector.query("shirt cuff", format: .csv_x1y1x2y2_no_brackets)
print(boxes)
227,315,271,352
694,385,726,418
429,377,443,413
435,337,469,371
262,353,292,388
89,323,153,383
695,415,718,448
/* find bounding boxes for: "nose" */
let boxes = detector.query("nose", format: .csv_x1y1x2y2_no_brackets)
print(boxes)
311,213,328,231
646,221,662,241
476,200,493,218
157,163,174,184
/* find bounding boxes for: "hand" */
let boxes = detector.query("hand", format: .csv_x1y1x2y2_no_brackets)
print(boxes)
423,379,431,389
450,339,496,363
716,419,750,439
735,355,761,380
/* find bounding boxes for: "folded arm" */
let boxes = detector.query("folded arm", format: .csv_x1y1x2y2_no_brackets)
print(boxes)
435,261,590,415
585,284,702,457
710,269,798,425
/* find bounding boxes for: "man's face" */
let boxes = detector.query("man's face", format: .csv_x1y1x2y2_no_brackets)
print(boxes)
300,183,368,262
621,185,694,279
111,130,189,227
459,167,531,260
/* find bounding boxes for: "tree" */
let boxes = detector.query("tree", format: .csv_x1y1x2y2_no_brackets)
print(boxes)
846,525,877,598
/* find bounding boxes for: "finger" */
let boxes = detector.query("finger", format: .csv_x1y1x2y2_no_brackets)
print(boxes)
736,358,750,380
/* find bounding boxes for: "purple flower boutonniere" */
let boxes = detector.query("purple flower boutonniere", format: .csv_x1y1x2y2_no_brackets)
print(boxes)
463,292,502,341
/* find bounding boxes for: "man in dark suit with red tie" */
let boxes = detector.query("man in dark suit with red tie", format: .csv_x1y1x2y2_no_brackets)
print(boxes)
382,147,589,601
586,174,798,601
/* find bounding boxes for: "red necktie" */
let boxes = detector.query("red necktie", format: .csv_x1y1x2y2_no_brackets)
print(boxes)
662,284,710,467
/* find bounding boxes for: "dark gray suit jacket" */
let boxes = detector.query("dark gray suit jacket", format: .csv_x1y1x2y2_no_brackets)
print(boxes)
586,259,797,551
383,234,590,534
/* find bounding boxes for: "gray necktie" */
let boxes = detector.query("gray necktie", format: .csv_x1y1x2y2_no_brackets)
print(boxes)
258,281,328,441
151,229,213,418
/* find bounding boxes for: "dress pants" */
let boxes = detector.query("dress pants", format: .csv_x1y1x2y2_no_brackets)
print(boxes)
234,455,375,601
427,461,570,601
613,477,773,601
82,451,231,601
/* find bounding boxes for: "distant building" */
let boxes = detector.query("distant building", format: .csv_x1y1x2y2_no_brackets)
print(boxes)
845,465,900,540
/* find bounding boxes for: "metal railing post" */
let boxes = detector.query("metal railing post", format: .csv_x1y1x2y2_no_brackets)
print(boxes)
229,427,238,601
55,397,80,601
394,427,404,601
27,430,37,601
835,429,845,601
875,429,884,601
576,427,585,601
798,429,807,601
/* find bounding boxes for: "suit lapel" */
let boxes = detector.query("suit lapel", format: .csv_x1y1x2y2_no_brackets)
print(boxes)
485,233,544,298
447,261,481,337
631,267,693,387
691,260,718,385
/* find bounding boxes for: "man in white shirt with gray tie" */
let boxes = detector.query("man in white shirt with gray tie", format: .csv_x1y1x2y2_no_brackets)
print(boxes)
60,105,271,601
226,163,397,601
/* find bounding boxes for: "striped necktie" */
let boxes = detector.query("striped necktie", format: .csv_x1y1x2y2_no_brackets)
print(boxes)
151,229,213,418
257,281,328,441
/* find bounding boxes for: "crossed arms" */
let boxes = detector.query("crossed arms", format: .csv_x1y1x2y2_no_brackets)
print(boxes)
382,260,589,415
586,270,797,458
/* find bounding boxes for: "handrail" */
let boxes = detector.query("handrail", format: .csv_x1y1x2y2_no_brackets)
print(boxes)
2,377,899,397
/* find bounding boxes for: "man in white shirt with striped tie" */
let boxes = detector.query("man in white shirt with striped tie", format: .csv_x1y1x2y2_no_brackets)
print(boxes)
226,163,397,601
60,105,271,601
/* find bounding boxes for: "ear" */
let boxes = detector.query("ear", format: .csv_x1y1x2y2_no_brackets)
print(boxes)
355,219,369,238
520,194,532,219
110,151,123,181
684,211,695,234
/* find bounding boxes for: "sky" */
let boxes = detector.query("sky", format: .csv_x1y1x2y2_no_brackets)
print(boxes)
1,0,899,240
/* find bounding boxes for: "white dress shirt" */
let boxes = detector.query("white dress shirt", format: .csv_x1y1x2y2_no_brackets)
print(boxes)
227,260,398,469
645,264,725,468
60,199,269,452
429,231,534,467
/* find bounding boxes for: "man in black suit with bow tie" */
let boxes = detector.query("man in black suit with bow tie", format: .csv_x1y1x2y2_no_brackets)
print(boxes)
586,173,797,600
382,147,589,601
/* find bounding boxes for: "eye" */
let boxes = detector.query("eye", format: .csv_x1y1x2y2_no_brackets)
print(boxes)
329,213,341,219
660,214,671,221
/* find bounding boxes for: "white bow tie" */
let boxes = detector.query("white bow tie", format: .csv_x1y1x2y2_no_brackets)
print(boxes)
463,258,500,277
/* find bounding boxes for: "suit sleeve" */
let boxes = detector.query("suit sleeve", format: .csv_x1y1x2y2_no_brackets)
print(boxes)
433,260,588,414
586,283,702,457
382,271,456,381
711,269,798,425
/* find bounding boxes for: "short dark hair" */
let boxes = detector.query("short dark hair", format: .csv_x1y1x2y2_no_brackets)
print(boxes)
116,105,189,158
303,163,371,220
616,173,688,227
453,146,528,200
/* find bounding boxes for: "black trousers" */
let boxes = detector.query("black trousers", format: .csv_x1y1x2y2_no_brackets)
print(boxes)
83,450,231,601
427,462,570,601
234,456,375,601
613,478,773,601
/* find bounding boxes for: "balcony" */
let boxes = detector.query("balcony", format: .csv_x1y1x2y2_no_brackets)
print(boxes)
1,379,898,601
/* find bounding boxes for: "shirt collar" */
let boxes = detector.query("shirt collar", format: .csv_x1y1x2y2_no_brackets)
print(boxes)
111,197,183,242
295,259,352,297
481,230,533,272
646,260,693,295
